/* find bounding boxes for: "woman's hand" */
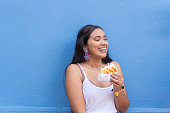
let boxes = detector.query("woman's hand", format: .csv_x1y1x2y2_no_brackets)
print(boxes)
110,73,124,90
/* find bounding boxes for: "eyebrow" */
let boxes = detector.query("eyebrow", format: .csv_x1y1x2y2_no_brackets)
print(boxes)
93,35,107,39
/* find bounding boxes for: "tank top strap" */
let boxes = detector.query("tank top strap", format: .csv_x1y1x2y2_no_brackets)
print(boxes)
77,63,86,81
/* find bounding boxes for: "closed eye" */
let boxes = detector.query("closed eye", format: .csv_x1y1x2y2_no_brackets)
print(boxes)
104,36,107,41
94,36,101,41
95,39,100,41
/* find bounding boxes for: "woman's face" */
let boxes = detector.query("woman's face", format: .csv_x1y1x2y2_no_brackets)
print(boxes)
86,28,109,58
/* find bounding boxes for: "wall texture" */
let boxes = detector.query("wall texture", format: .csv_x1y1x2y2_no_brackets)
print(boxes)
0,0,170,112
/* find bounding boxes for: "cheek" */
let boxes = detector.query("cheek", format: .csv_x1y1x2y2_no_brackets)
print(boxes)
89,45,98,53
88,42,99,53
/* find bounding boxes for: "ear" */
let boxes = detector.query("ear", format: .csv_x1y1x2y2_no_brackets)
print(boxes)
83,45,87,50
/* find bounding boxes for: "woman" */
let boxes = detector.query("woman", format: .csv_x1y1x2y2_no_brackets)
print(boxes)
65,25,130,113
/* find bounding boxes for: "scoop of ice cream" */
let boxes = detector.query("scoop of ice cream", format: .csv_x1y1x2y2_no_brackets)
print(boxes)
100,63,118,74
98,63,118,81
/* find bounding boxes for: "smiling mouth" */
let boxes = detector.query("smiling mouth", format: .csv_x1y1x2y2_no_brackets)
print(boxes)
98,48,107,53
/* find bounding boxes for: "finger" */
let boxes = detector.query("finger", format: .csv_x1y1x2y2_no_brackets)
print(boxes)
112,73,121,79
112,83,122,90
110,77,120,85
110,74,120,80
112,72,119,76
111,74,125,83
111,78,124,87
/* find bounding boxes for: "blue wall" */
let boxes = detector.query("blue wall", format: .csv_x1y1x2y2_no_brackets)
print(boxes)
0,0,170,112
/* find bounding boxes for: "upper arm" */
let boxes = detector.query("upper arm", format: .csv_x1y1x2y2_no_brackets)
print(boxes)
65,64,86,113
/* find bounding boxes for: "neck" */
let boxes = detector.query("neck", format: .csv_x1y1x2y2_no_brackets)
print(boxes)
85,56,103,68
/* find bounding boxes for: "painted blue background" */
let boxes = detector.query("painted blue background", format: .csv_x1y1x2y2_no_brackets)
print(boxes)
0,0,170,112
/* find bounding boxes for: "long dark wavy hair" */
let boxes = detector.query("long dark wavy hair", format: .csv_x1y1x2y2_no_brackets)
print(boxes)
70,25,112,65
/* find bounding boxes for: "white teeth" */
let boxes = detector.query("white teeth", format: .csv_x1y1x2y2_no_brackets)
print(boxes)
99,48,106,50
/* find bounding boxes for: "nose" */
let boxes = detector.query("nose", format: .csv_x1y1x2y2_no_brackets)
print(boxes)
100,39,107,46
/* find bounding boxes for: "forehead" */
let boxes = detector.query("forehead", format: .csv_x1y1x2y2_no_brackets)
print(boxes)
90,28,105,37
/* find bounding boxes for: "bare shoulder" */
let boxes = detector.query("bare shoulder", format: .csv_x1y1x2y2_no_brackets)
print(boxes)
66,64,82,80
110,61,121,68
66,64,79,73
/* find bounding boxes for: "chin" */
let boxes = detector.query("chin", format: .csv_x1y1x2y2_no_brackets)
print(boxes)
94,52,107,59
99,54,107,59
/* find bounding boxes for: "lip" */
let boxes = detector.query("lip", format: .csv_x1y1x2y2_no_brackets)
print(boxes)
98,47,107,53
98,47,107,50
98,47,107,49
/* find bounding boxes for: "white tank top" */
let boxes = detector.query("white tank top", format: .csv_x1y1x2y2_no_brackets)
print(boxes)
77,63,117,113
